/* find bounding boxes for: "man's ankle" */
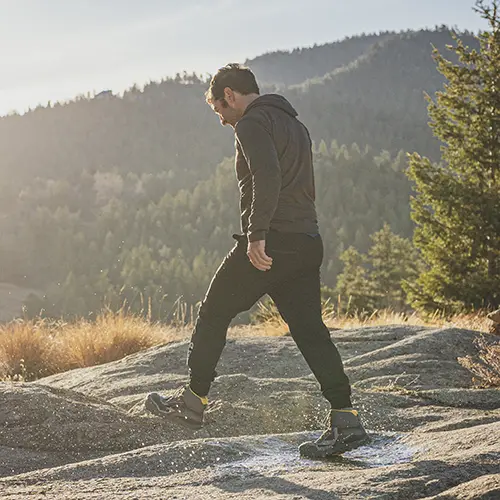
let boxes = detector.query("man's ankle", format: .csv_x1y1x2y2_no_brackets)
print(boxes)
332,407,358,416
188,386,208,405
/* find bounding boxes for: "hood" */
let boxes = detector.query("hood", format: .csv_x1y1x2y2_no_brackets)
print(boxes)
243,94,298,118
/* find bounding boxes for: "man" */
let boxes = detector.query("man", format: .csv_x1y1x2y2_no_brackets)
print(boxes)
145,63,368,458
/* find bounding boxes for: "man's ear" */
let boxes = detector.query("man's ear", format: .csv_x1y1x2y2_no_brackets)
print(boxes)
224,87,235,105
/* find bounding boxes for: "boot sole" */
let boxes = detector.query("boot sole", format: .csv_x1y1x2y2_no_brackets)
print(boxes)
299,434,370,459
144,395,203,431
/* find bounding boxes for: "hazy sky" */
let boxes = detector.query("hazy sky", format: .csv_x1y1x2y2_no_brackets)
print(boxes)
1,0,487,116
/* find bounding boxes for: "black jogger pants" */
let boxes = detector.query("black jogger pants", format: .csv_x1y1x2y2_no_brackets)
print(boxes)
187,230,352,409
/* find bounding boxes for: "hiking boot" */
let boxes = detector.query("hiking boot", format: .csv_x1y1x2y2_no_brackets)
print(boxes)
145,386,207,430
299,409,369,458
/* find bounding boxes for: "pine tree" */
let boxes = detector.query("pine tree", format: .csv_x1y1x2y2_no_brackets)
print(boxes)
335,224,420,314
406,1,500,313
367,223,420,311
335,247,375,313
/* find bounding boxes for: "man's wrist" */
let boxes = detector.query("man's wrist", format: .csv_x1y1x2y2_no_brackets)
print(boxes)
248,230,266,242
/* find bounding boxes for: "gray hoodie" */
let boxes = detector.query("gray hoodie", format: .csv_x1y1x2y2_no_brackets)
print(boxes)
234,94,319,242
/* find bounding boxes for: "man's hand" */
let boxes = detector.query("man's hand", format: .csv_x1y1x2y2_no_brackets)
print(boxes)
247,240,273,271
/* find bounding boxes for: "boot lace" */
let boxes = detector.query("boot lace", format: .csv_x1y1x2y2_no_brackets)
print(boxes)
316,411,338,443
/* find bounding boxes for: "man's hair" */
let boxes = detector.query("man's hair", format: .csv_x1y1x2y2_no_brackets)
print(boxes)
205,63,260,105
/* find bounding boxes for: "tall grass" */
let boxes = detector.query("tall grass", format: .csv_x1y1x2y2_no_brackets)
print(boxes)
0,309,184,381
0,296,497,382
0,318,56,380
250,295,494,334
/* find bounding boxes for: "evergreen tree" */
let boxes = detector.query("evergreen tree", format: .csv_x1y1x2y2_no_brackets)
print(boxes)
367,223,420,311
335,247,374,313
406,1,500,313
336,224,420,314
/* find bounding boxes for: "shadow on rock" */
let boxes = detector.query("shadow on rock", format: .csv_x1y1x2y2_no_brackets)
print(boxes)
215,470,340,500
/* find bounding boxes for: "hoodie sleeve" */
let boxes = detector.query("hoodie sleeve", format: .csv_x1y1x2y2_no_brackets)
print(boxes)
235,117,281,242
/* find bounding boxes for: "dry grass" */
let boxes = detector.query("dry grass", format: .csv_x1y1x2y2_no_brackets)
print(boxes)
458,336,500,388
324,309,493,332
1,299,498,382
0,319,55,380
0,309,186,381
250,297,495,334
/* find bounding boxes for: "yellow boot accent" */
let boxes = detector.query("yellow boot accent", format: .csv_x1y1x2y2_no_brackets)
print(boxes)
334,408,358,416
189,388,208,405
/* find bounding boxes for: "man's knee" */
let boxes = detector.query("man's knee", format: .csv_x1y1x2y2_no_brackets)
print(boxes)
288,317,331,342
197,293,257,326
197,299,236,327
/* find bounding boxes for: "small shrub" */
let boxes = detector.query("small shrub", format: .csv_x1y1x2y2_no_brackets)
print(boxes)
459,335,500,388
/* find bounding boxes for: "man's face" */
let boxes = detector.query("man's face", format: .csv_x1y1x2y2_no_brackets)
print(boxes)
211,98,240,128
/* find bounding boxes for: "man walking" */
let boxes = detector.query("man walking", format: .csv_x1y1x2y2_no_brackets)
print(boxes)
145,63,368,458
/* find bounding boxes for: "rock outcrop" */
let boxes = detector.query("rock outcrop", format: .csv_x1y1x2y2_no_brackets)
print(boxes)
1,325,499,499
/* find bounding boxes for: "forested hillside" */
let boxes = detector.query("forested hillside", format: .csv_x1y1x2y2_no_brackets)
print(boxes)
282,28,479,159
2,143,411,321
0,28,478,192
245,32,393,86
0,75,231,190
0,27,477,320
